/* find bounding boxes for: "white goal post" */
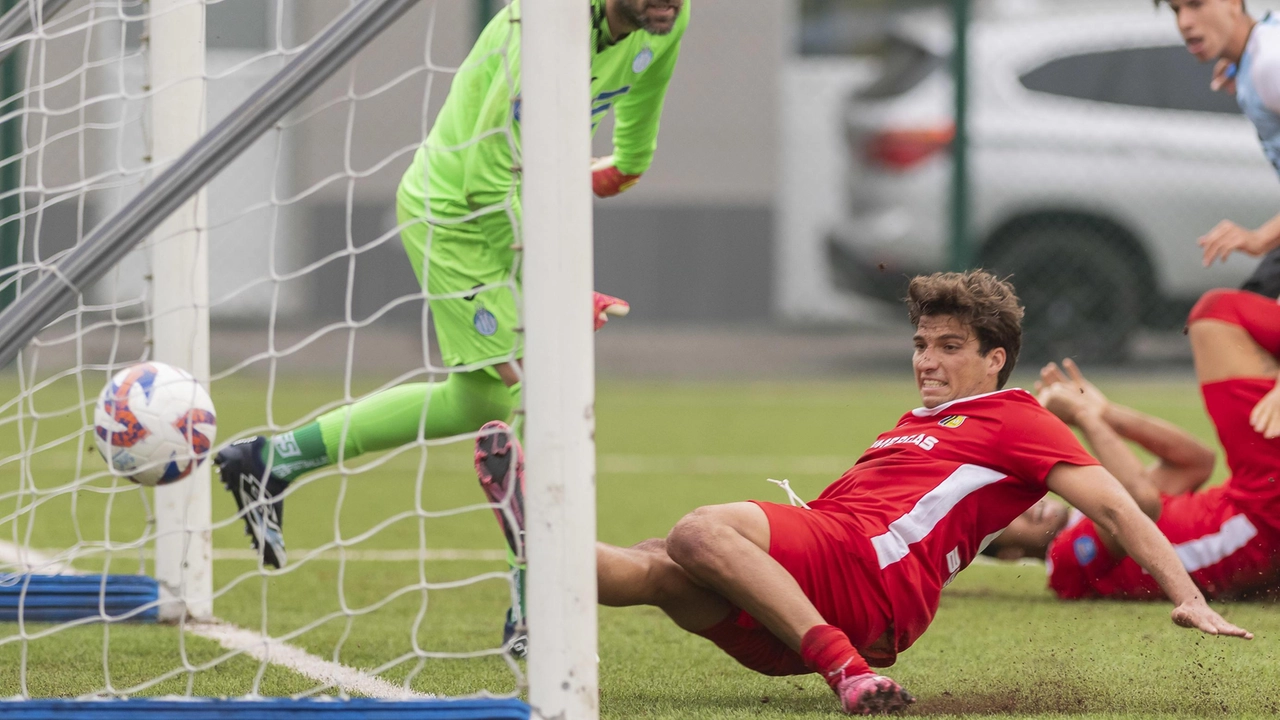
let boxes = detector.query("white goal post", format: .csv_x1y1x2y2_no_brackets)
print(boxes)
148,0,212,625
0,0,599,716
521,0,599,718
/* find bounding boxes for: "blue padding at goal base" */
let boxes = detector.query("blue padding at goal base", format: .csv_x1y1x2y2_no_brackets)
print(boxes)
0,574,159,622
0,698,532,719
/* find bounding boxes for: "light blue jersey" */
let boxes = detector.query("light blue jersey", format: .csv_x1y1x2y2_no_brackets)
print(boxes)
1237,13,1280,175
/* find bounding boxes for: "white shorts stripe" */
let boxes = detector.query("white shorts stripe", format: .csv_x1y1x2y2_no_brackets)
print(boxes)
870,464,1007,569
1173,514,1258,573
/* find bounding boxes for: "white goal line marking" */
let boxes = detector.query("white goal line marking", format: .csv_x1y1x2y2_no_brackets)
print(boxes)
184,620,431,700
0,541,436,699
0,542,75,574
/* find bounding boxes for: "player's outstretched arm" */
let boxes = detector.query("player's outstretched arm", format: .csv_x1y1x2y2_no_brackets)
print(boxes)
1039,359,1214,496
1038,366,1159,518
1099,416,1214,498
607,14,687,196
1048,463,1252,640
1198,213,1280,267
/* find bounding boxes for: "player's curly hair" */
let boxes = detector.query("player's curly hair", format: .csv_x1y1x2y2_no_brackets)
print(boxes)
906,270,1024,389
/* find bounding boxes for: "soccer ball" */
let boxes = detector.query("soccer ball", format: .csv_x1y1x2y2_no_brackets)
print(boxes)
93,362,217,487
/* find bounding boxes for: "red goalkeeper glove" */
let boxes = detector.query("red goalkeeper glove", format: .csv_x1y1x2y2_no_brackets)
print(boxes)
592,156,641,198
594,291,630,331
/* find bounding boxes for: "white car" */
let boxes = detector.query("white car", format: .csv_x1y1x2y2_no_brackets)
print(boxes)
827,7,1277,361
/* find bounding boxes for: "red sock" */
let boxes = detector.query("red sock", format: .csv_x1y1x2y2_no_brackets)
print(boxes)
1188,289,1280,356
800,624,871,689
694,612,809,677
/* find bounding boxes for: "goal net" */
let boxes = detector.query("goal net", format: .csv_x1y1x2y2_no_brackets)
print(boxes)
0,0,595,715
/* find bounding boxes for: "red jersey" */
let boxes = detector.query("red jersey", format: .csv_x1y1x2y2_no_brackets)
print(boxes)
1204,378,1280,530
810,388,1097,650
1047,377,1280,600
1048,486,1280,601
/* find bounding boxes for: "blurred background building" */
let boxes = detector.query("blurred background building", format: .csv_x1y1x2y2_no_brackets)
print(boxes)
10,0,1280,368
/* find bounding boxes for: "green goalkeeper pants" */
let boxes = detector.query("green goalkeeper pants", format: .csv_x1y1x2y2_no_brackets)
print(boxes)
310,191,523,465
398,186,522,377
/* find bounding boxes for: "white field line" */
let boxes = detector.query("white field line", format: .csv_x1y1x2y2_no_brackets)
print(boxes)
17,547,507,564
598,454,850,475
0,541,434,699
209,547,508,562
17,453,852,476
184,620,430,700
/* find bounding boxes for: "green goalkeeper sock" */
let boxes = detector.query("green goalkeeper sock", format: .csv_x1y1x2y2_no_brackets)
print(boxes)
318,368,516,465
261,369,518,483
259,422,329,482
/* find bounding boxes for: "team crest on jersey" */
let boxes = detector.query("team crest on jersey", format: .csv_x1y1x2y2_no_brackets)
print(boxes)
474,304,498,336
1073,536,1097,566
938,415,967,428
633,47,654,73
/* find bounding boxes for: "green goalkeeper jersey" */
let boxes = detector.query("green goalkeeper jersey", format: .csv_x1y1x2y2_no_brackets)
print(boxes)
398,0,689,256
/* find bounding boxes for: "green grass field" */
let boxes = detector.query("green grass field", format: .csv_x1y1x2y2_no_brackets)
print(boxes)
3,372,1279,717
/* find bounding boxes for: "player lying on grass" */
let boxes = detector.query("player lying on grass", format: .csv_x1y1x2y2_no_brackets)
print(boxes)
1163,0,1280,294
987,288,1280,601
472,270,1251,716
213,0,687,573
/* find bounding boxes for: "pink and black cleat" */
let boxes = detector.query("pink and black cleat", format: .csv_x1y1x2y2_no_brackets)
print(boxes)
834,672,915,716
474,421,525,554
475,421,527,658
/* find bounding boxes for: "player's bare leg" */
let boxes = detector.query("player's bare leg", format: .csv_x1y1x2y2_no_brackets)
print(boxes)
1189,322,1277,383
597,539,731,631
665,503,819,647
494,360,522,388
597,537,813,678
665,502,914,714
1188,289,1280,383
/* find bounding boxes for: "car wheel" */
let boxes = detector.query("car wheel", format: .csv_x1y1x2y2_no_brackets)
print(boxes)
982,226,1144,365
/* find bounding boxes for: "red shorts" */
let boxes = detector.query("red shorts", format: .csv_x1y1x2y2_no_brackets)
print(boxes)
1048,485,1280,600
1203,378,1280,526
749,501,900,665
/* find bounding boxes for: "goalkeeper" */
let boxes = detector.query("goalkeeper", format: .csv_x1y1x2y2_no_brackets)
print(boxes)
214,0,690,570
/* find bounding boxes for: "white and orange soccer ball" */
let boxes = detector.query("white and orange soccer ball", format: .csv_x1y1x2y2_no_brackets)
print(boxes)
92,361,217,487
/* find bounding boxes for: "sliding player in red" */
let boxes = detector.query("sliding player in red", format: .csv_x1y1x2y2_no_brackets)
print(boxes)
475,271,1250,715
998,289,1280,601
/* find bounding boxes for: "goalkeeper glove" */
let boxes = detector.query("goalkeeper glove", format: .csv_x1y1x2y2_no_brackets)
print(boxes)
592,155,642,198
594,291,630,331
